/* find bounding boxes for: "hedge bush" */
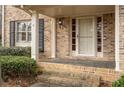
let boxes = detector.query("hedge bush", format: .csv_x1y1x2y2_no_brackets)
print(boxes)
0,56,37,80
0,47,31,57
112,76,124,87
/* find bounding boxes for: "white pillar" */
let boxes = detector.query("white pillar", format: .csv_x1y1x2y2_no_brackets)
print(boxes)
115,5,120,71
51,18,56,58
2,5,5,47
31,11,39,60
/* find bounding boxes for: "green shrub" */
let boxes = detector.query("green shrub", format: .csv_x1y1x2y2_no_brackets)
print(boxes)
0,47,31,56
0,56,37,80
112,76,124,87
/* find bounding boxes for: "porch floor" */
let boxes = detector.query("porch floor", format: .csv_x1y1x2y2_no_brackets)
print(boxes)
39,58,115,69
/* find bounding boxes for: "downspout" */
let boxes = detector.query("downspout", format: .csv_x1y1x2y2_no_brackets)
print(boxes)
2,5,4,47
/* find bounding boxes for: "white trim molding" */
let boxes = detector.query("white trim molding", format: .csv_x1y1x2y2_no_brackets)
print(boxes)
31,11,39,60
115,5,120,71
51,18,56,58
2,5,5,47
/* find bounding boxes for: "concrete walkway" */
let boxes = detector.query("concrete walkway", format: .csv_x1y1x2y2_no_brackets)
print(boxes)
31,82,63,87
30,82,95,87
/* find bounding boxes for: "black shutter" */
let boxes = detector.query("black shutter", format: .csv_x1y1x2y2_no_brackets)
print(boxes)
39,19,44,52
10,21,15,47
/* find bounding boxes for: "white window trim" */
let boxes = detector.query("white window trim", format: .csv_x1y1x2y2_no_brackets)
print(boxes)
15,20,31,47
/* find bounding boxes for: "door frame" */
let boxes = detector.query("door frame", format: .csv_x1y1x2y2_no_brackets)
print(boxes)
75,16,96,56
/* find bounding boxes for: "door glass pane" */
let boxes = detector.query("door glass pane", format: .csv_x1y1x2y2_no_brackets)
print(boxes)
72,25,76,31
96,17,102,52
72,32,76,37
72,19,76,24
87,38,93,54
71,19,76,51
72,39,76,44
72,45,76,51
78,18,94,55
79,38,87,54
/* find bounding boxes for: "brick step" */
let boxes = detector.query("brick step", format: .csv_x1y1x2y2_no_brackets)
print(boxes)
38,62,97,74
37,74,99,87
37,62,119,84
38,62,104,77
42,69,100,84
37,62,101,86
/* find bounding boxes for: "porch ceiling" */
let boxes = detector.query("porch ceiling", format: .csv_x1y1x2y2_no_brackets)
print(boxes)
15,5,115,17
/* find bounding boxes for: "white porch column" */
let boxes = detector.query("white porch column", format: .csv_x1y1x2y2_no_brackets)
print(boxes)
31,11,39,60
51,18,56,58
2,5,5,47
115,5,120,71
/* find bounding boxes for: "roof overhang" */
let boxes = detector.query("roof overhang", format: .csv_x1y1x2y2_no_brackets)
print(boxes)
14,5,115,17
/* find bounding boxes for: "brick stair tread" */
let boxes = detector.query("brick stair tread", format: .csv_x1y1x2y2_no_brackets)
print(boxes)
38,62,100,81
37,74,100,87
31,82,64,87
42,69,100,82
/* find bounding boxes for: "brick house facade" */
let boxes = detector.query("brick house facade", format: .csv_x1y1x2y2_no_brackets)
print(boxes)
2,5,124,84
4,6,52,58
2,5,124,82
3,5,115,60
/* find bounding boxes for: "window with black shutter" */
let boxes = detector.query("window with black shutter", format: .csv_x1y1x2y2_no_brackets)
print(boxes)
39,19,44,52
10,19,44,51
10,21,15,47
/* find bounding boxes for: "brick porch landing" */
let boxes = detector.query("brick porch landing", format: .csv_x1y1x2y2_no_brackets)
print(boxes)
39,58,115,69
37,60,120,87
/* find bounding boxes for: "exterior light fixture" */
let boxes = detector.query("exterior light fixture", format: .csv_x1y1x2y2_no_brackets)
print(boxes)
57,17,66,29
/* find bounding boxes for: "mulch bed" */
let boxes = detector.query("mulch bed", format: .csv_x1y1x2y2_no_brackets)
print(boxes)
99,81,112,87
0,76,112,87
0,77,38,87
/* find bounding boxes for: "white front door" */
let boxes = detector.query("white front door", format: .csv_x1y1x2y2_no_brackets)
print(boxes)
76,17,95,56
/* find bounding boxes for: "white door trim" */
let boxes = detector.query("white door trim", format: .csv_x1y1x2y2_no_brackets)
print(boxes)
76,16,96,56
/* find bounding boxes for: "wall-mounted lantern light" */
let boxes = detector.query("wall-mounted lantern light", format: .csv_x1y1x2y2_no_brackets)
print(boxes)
57,17,66,29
